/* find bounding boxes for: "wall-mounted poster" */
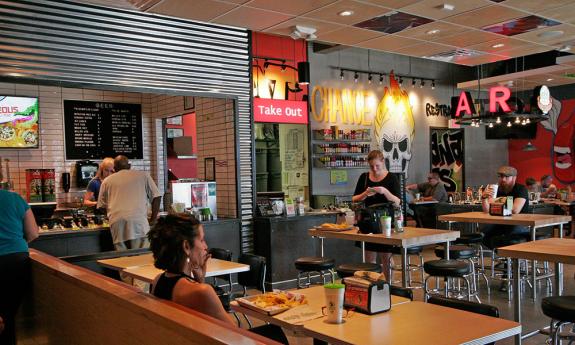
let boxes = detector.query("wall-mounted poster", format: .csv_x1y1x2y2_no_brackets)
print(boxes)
0,96,39,148
430,127,464,193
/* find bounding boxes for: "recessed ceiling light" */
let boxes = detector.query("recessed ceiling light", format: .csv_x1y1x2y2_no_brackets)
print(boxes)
426,29,440,35
338,10,354,16
439,3,455,11
559,45,572,52
492,43,505,48
538,30,564,39
547,78,554,81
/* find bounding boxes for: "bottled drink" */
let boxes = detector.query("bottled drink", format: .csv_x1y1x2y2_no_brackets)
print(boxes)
466,186,473,203
393,205,404,233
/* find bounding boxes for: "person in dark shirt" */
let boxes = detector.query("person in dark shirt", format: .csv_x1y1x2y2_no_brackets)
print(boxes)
480,165,529,248
352,150,401,280
406,171,448,202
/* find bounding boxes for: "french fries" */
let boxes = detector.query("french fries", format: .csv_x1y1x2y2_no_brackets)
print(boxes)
252,292,307,309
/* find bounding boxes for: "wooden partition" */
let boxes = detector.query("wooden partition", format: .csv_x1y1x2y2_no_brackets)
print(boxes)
18,250,277,345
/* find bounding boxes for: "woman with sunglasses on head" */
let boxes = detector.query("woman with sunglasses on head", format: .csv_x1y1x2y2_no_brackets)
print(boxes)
148,214,288,344
83,157,114,207
352,150,401,280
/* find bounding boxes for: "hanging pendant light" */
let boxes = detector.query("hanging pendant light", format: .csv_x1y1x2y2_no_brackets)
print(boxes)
522,142,537,151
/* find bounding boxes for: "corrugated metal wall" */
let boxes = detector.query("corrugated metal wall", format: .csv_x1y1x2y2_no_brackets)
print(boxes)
0,0,256,252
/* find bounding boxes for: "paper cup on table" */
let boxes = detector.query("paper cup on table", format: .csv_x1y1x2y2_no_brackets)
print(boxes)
415,193,421,201
379,216,392,236
324,283,345,324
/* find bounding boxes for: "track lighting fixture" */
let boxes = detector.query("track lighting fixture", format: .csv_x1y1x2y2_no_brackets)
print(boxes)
431,80,435,90
420,79,425,88
340,70,344,80
412,78,416,88
399,77,403,87
368,74,373,84
379,74,384,85
354,72,359,83
333,68,433,88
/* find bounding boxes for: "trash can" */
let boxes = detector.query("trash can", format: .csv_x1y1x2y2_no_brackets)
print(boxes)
269,172,282,192
256,173,268,192
256,149,267,173
267,148,281,172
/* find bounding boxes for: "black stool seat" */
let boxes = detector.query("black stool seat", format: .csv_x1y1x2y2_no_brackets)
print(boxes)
542,296,575,322
455,233,484,245
336,263,381,278
434,245,475,260
424,259,471,277
295,257,335,271
375,244,423,255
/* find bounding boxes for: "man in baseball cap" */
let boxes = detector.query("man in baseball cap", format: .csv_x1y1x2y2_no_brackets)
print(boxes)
481,165,530,249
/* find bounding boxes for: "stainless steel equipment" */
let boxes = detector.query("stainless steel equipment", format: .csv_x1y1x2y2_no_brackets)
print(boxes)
171,181,217,220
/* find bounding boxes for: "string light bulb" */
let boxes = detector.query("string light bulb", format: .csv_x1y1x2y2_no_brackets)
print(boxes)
488,122,493,128
496,117,501,124
514,117,520,124
526,118,531,124
507,121,512,127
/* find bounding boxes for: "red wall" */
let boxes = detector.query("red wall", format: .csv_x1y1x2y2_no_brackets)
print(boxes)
509,99,575,188
252,32,308,101
167,112,197,178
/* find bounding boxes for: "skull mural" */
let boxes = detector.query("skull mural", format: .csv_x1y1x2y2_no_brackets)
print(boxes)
372,72,415,173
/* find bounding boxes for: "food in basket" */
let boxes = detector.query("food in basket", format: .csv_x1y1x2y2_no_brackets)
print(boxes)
318,223,351,230
252,292,307,309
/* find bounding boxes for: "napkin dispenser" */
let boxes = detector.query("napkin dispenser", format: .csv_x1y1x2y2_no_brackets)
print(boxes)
489,196,513,216
343,276,391,315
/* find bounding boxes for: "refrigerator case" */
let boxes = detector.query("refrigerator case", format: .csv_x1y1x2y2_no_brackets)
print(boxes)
171,181,217,220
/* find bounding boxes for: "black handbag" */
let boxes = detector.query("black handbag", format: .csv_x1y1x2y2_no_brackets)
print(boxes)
356,203,394,234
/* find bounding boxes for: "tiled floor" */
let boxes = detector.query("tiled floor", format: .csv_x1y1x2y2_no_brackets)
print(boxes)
242,246,575,345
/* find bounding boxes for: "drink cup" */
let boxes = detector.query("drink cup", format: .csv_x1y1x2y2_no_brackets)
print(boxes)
379,216,392,236
324,283,345,324
488,184,499,198
415,193,421,201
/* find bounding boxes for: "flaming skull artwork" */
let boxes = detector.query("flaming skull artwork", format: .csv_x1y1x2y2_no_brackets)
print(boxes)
372,72,415,173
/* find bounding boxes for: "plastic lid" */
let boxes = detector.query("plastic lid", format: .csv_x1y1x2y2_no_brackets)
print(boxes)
324,283,345,289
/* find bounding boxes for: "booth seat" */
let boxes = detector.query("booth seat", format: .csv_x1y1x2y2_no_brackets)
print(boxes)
17,249,279,345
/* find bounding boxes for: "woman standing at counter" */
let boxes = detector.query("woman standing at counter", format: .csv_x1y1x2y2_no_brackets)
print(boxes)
83,157,114,207
352,150,401,279
0,189,39,345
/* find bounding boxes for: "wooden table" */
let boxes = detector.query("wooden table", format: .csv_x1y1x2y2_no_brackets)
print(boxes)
437,212,572,300
122,259,250,283
303,301,520,345
308,227,460,287
97,253,154,270
231,285,410,332
497,238,575,345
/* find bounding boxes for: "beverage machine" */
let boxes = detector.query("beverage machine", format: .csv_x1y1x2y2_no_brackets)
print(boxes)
171,181,217,220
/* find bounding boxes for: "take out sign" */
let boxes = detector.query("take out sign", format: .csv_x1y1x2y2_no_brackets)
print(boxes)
254,98,308,124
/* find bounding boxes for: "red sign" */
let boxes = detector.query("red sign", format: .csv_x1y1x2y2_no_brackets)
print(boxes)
454,86,512,117
254,98,308,124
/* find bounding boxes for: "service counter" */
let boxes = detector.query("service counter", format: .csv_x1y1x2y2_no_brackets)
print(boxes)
31,218,241,258
254,212,363,291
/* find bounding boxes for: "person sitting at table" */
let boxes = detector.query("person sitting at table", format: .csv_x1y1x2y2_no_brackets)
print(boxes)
481,166,529,249
352,150,401,280
525,177,540,193
148,214,288,344
540,174,558,198
83,157,114,207
406,171,448,203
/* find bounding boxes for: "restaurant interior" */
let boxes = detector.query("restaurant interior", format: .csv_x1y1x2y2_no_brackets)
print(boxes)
0,0,574,344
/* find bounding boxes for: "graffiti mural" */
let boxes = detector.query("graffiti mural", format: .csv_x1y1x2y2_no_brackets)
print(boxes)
372,72,415,174
430,127,464,192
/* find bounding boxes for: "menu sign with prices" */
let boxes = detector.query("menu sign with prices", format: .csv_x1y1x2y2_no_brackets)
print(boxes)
64,100,143,159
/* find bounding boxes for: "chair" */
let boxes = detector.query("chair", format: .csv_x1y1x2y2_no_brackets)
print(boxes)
294,256,335,289
541,296,575,345
427,296,499,345
233,254,267,328
208,248,233,292
390,285,414,301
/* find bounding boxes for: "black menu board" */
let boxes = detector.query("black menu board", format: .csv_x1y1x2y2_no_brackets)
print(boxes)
64,100,143,159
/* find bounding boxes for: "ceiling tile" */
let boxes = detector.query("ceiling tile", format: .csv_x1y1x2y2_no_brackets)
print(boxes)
443,5,526,29
454,53,509,66
399,0,492,20
396,21,468,41
513,24,575,46
148,0,238,21
395,41,454,57
497,0,574,13
358,0,421,8
218,0,250,3
317,27,384,45
540,4,575,25
211,6,294,31
302,0,392,25
434,29,501,47
496,45,554,58
467,37,534,54
355,34,421,52
264,18,344,37
246,0,338,16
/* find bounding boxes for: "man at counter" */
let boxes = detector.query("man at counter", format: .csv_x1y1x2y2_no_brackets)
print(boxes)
540,174,558,198
481,166,529,249
406,172,447,228
97,155,162,251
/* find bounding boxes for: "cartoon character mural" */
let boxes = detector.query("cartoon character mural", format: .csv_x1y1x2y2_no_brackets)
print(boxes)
540,95,575,184
372,72,415,174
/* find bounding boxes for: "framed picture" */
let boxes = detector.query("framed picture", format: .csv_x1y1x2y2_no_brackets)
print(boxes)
184,96,195,110
166,115,182,125
429,127,465,193
205,157,215,181
166,128,184,138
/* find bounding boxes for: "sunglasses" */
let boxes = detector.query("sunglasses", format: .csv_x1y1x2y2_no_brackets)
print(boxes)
321,306,355,319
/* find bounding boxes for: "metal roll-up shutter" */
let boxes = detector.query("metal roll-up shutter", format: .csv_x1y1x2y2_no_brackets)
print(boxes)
0,0,255,253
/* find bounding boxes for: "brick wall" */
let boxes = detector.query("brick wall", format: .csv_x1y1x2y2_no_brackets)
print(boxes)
0,82,237,218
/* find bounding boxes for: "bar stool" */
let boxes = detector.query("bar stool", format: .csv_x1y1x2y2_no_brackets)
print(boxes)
386,246,425,288
434,244,483,299
294,256,335,288
336,262,381,278
423,259,473,302
542,296,575,344
455,233,488,288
